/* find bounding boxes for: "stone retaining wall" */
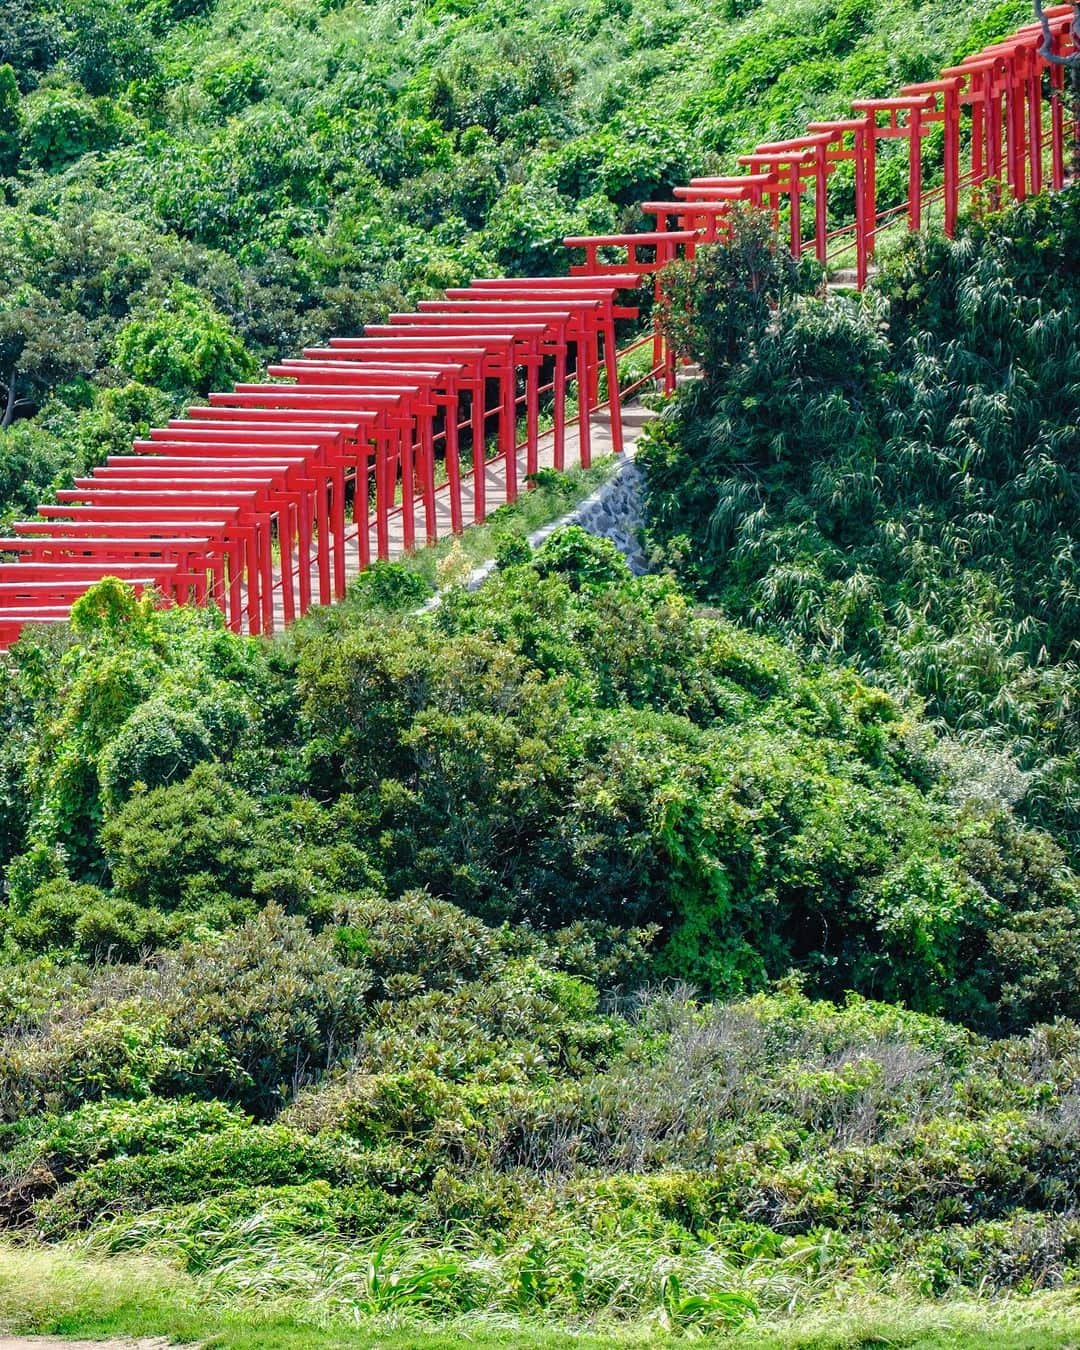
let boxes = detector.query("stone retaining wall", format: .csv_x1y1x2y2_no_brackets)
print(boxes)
417,442,651,611
526,452,649,574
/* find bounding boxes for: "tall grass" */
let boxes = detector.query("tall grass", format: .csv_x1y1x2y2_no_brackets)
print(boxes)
4,1238,1080,1347
76,1200,1075,1338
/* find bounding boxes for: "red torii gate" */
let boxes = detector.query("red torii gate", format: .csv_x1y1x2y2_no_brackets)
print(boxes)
207,385,417,564
564,5,1074,375
803,119,874,282
172,408,384,601
450,281,629,458
749,132,844,263
0,7,1075,648
329,337,514,524
257,366,449,551
414,301,577,472
375,316,549,493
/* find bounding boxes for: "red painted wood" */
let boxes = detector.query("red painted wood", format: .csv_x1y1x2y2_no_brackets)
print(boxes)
1,10,1073,647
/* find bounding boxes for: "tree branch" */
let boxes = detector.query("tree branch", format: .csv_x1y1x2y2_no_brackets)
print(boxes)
1034,0,1080,66
1,369,16,430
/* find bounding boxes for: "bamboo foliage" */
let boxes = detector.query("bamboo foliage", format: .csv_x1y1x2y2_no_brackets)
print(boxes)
641,191,1080,852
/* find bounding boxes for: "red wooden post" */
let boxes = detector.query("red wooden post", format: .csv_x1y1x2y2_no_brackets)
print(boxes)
901,78,963,235
1024,9,1079,190
452,285,628,458
468,274,640,462
315,341,488,529
332,334,519,523
383,314,551,494
177,408,376,605
807,119,873,283
1025,42,1044,194
209,387,409,583
140,432,323,615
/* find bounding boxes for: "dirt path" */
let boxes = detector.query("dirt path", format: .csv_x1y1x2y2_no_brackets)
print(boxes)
0,1339,174,1348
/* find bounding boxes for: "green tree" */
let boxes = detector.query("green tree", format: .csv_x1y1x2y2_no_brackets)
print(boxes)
641,191,1080,856
113,283,257,397
0,286,95,427
0,63,19,176
0,0,59,90
657,206,815,380
19,82,113,170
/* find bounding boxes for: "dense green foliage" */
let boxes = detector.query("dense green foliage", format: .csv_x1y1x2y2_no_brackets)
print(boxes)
0,0,1028,519
642,190,1080,858
2,0,1079,1341
0,526,1078,1335
4,922,1080,1331
3,535,1078,1032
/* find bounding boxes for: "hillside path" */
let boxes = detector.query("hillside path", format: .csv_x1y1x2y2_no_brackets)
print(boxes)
271,395,660,630
0,1339,174,1348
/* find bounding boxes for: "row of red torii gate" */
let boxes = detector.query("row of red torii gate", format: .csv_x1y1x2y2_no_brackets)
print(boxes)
0,4,1075,647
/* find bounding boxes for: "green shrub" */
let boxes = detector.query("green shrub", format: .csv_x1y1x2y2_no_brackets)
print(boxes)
113,283,257,397
153,907,373,1115
0,63,19,176
2,1096,247,1186
343,561,433,614
202,57,269,115
4,878,169,962
34,1124,361,1235
333,890,503,995
103,764,263,911
19,83,115,169
530,525,629,591
641,191,1080,859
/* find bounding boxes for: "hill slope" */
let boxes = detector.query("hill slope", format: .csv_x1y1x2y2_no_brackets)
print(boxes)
3,2,1080,1343
0,0,1030,518
0,527,1078,1337
640,190,1080,857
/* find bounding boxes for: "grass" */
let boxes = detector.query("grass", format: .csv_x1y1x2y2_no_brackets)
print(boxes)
396,454,620,590
2,1244,1080,1349
733,1294,1080,1349
0,1244,648,1348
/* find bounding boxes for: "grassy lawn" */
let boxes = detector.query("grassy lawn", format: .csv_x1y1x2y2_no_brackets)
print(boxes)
732,1298,1080,1349
3,1245,1080,1350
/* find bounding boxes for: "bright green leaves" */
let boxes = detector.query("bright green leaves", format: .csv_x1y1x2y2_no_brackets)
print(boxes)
2,585,282,902
113,282,257,398
0,64,19,177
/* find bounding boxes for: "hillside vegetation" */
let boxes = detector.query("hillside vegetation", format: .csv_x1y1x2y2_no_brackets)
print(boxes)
642,190,1080,860
3,0,1080,1344
0,524,1078,1339
1,0,1028,520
